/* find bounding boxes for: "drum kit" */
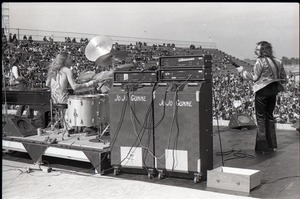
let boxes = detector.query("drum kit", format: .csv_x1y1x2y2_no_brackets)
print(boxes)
76,36,132,94
67,35,130,138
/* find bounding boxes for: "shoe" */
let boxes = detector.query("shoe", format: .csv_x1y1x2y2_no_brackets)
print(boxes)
255,140,269,152
255,149,270,154
268,148,277,152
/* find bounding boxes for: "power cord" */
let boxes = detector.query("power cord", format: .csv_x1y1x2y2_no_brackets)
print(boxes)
212,84,224,166
215,149,255,164
262,176,300,184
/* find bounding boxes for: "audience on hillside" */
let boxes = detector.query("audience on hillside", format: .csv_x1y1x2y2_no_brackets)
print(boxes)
2,34,299,124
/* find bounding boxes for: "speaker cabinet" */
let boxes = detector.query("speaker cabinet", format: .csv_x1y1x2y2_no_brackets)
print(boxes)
153,82,213,180
292,120,300,132
2,115,37,137
109,85,155,173
229,113,257,129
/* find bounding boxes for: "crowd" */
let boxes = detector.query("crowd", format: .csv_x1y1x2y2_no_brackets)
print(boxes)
212,72,299,124
2,35,299,124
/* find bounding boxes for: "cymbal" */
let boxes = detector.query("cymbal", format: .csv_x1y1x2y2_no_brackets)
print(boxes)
78,70,96,82
95,50,128,66
115,63,134,71
93,71,114,81
95,53,113,66
85,36,113,61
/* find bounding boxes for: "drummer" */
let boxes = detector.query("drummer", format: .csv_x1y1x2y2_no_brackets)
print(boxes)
46,52,98,135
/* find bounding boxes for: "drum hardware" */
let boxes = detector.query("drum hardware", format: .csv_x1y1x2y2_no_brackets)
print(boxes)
93,124,110,144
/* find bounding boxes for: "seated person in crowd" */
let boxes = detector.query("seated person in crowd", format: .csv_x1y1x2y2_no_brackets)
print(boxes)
9,58,34,119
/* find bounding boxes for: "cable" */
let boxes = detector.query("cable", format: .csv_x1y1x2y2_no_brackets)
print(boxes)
118,81,174,173
213,83,225,166
171,78,193,171
262,176,300,184
153,84,170,128
109,90,128,150
3,172,24,189
153,78,191,171
128,89,151,174
109,84,155,174
127,84,156,129
126,83,161,173
215,149,255,164
171,88,179,171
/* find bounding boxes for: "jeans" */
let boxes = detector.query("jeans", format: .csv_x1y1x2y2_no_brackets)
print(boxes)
254,82,278,151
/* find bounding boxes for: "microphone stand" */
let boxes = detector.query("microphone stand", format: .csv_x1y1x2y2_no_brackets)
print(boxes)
2,60,8,125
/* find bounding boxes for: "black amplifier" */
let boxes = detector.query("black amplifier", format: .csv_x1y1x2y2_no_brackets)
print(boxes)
159,68,212,82
114,70,158,83
159,54,212,69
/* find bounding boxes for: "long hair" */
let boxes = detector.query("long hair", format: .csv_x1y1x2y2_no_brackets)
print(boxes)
47,52,69,80
257,41,274,58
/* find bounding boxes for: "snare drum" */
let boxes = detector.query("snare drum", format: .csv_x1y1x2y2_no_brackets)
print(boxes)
67,94,102,127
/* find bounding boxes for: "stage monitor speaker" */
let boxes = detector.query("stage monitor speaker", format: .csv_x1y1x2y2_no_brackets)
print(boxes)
2,115,37,137
229,113,257,129
292,120,299,132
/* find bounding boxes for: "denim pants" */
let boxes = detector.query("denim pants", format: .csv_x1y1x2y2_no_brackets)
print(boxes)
254,83,278,151
255,82,279,151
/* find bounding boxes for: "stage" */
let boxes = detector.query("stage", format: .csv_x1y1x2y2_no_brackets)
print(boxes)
2,126,299,198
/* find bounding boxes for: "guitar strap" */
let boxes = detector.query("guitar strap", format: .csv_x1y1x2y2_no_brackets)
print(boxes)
265,57,279,79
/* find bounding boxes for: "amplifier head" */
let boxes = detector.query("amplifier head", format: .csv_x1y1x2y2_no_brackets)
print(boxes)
113,70,158,83
159,54,212,69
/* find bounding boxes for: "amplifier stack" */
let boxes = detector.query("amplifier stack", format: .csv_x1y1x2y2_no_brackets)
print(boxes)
109,54,213,182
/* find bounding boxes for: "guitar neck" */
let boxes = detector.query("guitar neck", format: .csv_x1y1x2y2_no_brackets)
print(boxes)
231,61,240,68
223,56,241,68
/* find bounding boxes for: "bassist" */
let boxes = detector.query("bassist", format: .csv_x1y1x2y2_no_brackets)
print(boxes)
236,41,287,152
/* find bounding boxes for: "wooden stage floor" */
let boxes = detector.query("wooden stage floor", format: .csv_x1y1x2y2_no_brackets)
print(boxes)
2,126,300,198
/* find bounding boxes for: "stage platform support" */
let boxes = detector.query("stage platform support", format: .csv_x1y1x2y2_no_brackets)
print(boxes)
2,133,111,174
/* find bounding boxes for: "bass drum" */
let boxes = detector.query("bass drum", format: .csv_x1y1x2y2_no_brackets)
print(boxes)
67,94,102,127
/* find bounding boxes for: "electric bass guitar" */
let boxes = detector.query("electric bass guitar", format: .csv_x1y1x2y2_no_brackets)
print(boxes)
222,55,241,68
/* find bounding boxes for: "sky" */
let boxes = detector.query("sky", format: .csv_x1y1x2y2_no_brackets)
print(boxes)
4,2,299,60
